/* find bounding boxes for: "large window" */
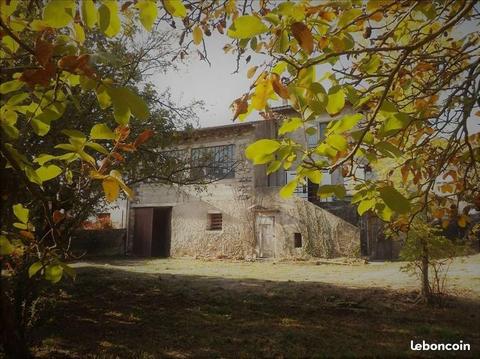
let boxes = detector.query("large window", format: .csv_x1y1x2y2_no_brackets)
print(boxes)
191,144,235,180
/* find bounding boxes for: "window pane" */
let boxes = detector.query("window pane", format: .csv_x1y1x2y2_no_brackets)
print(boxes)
191,144,235,180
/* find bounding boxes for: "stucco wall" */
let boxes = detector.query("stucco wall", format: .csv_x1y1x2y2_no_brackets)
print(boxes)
128,183,360,259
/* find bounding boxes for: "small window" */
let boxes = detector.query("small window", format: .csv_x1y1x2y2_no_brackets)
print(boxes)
207,213,222,231
294,233,302,248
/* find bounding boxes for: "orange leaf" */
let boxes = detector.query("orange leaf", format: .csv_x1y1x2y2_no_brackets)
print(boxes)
121,1,133,11
318,36,328,50
320,11,336,21
115,126,131,141
35,38,54,67
52,210,65,224
230,95,249,121
20,62,56,88
441,219,450,229
291,22,314,55
432,208,445,219
134,129,155,147
111,152,125,162
117,143,137,152
20,230,35,240
270,73,289,99
370,11,383,21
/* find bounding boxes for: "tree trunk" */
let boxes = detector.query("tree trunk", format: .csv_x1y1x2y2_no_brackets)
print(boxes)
420,239,432,304
0,277,31,358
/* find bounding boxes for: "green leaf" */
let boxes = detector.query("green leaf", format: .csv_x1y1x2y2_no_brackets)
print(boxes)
358,198,375,215
95,85,111,109
62,129,87,139
124,89,150,120
0,79,24,94
55,143,77,152
318,184,346,199
162,0,187,18
60,263,76,280
43,0,75,28
338,8,362,28
376,203,393,222
45,264,63,283
280,179,298,199
81,0,97,29
98,0,121,37
326,134,348,151
85,142,109,154
31,118,51,136
0,235,14,256
245,139,280,164
13,203,29,224
34,154,56,165
376,141,402,158
326,86,345,115
35,165,62,182
227,15,268,39
90,123,115,140
29,261,43,278
330,113,363,134
267,160,282,175
13,222,28,230
25,166,43,185
35,108,63,122
136,0,158,31
381,112,411,136
304,169,322,184
379,186,410,214
278,117,303,135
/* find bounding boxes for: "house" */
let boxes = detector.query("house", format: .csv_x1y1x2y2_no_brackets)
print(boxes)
124,106,385,260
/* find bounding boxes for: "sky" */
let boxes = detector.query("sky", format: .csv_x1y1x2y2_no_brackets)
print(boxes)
152,32,266,128
151,25,479,134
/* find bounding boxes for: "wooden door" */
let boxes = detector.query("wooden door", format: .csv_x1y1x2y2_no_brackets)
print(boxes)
256,215,275,258
133,207,154,257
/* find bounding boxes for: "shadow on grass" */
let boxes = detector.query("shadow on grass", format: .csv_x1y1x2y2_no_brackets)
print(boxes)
33,265,480,358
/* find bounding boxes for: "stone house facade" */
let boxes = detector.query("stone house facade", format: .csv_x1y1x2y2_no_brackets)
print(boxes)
126,106,373,260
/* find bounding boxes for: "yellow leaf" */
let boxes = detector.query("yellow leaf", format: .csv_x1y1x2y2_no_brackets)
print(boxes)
102,178,120,202
251,75,273,110
162,0,187,18
291,22,313,55
247,66,258,79
73,23,85,44
192,26,203,45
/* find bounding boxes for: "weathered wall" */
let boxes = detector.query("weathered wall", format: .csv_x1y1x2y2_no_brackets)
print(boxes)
128,119,361,260
254,188,360,258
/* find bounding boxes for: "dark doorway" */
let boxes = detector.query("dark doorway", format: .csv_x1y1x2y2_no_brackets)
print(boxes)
133,207,172,257
151,207,171,257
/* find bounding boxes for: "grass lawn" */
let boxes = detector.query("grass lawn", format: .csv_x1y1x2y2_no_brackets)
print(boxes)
32,255,480,358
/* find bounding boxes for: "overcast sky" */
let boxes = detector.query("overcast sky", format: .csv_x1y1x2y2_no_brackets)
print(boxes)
151,28,479,134
151,32,267,128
